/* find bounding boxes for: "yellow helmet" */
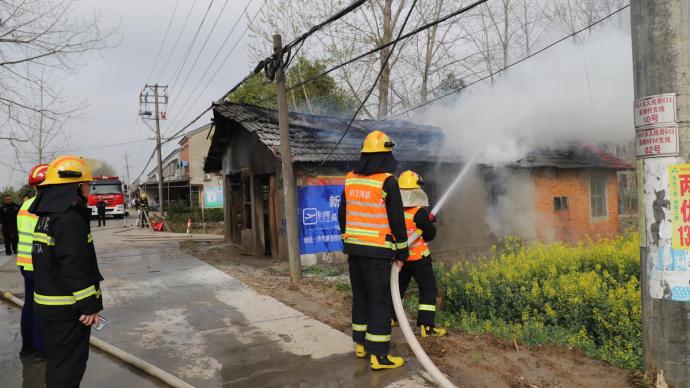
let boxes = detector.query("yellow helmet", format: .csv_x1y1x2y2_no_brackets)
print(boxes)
42,155,94,186
399,170,424,189
361,130,395,153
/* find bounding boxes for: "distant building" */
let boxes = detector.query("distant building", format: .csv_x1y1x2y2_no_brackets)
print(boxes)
141,123,223,208
204,102,632,263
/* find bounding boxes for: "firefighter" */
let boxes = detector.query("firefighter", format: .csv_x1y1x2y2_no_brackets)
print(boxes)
16,164,49,359
29,155,104,387
137,193,149,228
1,194,20,255
338,130,409,370
392,170,447,337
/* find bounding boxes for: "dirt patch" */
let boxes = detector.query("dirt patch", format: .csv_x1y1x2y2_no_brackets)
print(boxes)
182,241,636,388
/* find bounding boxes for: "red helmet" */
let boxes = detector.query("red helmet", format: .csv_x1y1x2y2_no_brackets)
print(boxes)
28,164,49,186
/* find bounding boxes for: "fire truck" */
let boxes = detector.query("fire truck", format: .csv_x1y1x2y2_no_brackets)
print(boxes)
88,176,126,218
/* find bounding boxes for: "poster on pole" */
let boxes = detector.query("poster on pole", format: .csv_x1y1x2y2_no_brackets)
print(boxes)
297,177,344,254
204,187,224,209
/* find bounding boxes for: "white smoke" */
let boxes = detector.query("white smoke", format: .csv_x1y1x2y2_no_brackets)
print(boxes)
415,25,634,165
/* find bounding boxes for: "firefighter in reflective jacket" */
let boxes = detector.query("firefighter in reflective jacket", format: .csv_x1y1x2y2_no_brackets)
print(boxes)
16,164,49,358
392,170,447,337
338,130,409,370
29,155,104,387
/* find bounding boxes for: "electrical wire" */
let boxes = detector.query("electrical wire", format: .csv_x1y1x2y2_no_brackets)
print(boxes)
252,0,489,107
385,3,631,120
163,0,260,136
145,0,182,82
157,0,200,82
168,0,216,95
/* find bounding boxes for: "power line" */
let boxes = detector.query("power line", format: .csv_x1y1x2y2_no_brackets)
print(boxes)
307,0,420,171
157,0,200,82
145,0,182,82
164,0,264,136
166,0,231,112
252,0,489,107
168,0,216,94
386,3,631,120
162,0,255,136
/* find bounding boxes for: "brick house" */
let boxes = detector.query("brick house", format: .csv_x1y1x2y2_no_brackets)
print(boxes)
203,102,631,262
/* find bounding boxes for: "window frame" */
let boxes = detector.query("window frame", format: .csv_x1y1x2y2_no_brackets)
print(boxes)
589,175,608,220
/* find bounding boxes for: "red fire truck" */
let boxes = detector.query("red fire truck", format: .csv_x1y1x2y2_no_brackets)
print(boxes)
88,176,126,218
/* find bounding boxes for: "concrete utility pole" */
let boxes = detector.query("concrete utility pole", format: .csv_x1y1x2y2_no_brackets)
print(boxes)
274,34,302,285
632,1,690,386
139,84,168,217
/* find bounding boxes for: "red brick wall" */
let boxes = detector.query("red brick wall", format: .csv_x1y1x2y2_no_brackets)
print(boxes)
533,168,619,243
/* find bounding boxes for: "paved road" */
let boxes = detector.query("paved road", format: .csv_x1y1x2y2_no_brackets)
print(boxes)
0,220,427,387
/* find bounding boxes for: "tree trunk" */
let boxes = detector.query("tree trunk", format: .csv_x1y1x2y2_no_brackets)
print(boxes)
421,0,444,104
377,0,393,119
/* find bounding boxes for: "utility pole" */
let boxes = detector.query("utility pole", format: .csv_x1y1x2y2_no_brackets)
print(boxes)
274,34,301,285
124,152,131,202
632,1,690,386
139,84,168,217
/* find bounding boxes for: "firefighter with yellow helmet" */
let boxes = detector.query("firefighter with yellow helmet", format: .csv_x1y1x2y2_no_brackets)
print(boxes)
29,155,104,387
392,170,446,337
338,130,409,370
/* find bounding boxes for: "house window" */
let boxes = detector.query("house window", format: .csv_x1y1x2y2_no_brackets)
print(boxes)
590,176,607,218
553,196,569,211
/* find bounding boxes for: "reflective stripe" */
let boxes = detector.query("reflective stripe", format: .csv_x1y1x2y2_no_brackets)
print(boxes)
418,304,436,312
348,221,387,229
73,285,98,301
87,233,93,243
17,231,33,237
404,213,414,220
34,293,75,306
352,324,367,332
365,333,391,343
345,178,385,188
17,242,32,247
348,200,385,209
346,211,388,219
345,227,379,237
394,242,408,250
33,233,55,246
343,238,394,249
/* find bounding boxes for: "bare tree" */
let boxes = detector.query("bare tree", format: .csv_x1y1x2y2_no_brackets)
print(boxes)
0,0,115,141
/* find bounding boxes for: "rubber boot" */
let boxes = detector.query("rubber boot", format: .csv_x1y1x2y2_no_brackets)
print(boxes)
420,325,447,337
355,343,367,358
390,318,398,328
370,354,405,370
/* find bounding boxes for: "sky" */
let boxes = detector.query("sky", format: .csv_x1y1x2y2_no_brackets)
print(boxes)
1,0,266,189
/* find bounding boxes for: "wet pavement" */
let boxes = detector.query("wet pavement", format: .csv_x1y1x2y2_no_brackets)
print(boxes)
0,221,428,387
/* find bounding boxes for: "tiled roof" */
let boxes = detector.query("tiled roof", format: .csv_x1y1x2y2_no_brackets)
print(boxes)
516,142,633,170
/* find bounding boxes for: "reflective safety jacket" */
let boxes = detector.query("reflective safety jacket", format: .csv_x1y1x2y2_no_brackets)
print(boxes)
16,197,37,270
340,172,408,259
404,207,431,261
33,205,103,318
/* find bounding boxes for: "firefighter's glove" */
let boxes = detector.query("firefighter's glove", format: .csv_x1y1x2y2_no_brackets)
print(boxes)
428,212,437,223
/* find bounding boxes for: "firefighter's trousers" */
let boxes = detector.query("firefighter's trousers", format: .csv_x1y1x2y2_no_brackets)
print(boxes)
397,257,438,327
20,268,44,352
41,314,91,388
349,255,392,356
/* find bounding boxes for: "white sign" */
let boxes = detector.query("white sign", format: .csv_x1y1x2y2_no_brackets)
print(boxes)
634,93,676,128
635,125,679,158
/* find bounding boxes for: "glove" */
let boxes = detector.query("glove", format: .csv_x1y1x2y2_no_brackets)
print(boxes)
428,212,437,223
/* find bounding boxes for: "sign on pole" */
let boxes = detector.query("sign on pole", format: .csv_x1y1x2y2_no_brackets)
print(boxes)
204,187,223,209
634,93,680,158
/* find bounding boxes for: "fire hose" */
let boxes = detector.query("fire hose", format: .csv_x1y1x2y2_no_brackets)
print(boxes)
1,291,194,388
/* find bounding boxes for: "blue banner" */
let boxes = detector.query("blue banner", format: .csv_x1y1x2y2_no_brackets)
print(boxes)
298,182,344,254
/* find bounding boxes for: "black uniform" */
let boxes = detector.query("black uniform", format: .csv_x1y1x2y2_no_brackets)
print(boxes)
0,201,20,255
136,197,149,228
395,207,439,327
338,153,409,356
96,200,106,227
30,184,103,388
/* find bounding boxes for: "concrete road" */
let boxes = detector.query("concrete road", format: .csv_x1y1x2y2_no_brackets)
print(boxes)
0,220,428,387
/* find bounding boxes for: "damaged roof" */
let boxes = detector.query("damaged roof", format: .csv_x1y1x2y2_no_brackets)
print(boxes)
516,143,633,170
205,102,446,171
205,101,632,172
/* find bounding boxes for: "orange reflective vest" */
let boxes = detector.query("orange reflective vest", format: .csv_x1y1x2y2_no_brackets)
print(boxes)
342,172,404,251
16,197,37,271
404,207,431,261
